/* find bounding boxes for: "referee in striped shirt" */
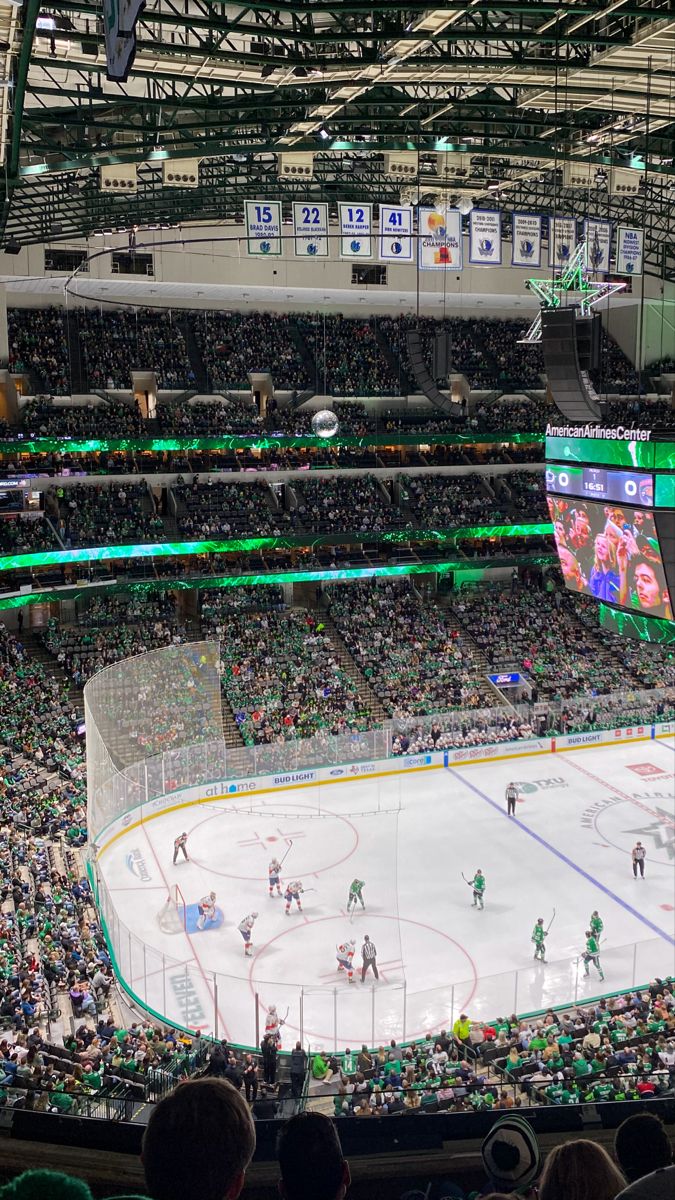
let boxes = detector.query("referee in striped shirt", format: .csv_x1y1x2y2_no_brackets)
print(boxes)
361,935,379,982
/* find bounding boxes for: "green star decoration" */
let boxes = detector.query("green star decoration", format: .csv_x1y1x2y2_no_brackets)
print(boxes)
520,242,626,343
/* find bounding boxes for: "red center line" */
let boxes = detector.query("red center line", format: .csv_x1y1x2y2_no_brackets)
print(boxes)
561,754,675,829
140,823,231,1040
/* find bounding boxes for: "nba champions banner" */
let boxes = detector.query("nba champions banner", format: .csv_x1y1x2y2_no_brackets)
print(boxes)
584,218,612,273
418,208,463,270
616,227,644,275
469,210,502,265
339,203,373,259
550,216,578,269
511,213,542,268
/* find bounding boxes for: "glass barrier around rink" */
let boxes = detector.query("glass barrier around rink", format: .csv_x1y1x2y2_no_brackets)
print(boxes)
92,858,672,1052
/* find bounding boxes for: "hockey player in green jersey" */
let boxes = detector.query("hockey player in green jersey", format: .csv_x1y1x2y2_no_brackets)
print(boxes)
590,911,603,938
582,930,604,981
347,879,365,914
470,870,486,910
532,917,547,962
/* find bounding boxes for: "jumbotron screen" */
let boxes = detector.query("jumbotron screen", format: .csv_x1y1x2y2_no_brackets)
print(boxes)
546,494,673,621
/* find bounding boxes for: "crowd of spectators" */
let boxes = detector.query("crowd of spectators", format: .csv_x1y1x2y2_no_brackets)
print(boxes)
193,310,310,393
50,483,165,548
77,309,193,391
452,582,643,701
327,581,489,717
291,475,407,535
496,469,548,515
299,315,399,395
402,472,503,525
173,478,293,539
23,398,146,438
158,397,260,435
0,516,60,554
40,609,187,687
211,604,371,745
8,308,70,395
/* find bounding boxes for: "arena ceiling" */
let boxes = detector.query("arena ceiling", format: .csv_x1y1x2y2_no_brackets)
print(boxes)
1,0,674,275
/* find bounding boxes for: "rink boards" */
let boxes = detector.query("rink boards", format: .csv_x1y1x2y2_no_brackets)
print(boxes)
94,719,673,857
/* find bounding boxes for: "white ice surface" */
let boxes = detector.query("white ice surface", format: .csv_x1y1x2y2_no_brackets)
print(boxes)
97,738,675,1050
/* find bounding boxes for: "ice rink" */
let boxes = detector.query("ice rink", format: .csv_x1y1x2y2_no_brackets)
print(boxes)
97,736,675,1049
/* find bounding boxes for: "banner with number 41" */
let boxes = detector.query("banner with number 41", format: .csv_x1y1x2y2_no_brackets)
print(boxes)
379,205,414,262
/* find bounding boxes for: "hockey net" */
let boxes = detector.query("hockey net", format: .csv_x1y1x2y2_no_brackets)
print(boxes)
157,885,187,934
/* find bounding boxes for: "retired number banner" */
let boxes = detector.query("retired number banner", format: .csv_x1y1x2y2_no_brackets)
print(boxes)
616,227,644,276
339,203,373,259
245,200,282,256
512,212,542,268
550,216,578,268
292,202,329,258
379,205,414,262
584,218,612,273
469,210,502,265
418,208,462,270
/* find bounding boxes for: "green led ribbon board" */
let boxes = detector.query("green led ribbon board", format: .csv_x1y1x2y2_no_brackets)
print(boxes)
0,522,553,573
545,432,661,469
0,431,543,456
0,551,558,611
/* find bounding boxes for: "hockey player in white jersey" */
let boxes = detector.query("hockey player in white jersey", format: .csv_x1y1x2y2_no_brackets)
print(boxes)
284,880,304,915
265,1004,285,1046
238,912,259,957
268,858,282,897
197,892,217,931
336,938,356,983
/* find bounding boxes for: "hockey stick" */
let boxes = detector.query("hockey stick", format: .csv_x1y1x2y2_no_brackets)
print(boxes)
461,872,473,886
546,907,556,933
279,840,294,867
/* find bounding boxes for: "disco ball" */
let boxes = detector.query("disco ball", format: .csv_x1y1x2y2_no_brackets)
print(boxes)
311,409,340,438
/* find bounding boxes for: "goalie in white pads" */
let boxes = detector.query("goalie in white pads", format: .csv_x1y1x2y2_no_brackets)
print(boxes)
284,880,304,915
336,938,356,983
238,912,258,957
268,858,282,897
197,892,217,930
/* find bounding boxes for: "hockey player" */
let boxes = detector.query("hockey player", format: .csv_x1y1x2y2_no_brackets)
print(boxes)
238,912,258,957
505,782,518,816
336,938,356,983
347,879,365,914
173,832,189,864
532,917,547,962
582,929,604,981
590,910,604,939
470,870,485,910
268,858,283,898
284,880,304,915
197,892,217,931
265,1004,285,1046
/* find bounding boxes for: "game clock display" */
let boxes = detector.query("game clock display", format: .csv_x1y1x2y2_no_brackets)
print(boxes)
546,464,653,507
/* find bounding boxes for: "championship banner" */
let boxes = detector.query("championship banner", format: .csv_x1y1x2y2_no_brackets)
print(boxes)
245,200,282,257
379,205,414,262
616,226,644,276
339,203,373,259
418,208,462,270
512,212,542,268
292,202,329,258
550,216,578,269
469,210,502,265
583,218,612,273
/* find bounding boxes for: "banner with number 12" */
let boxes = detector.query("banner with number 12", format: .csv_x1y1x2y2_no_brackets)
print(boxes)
339,203,373,258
